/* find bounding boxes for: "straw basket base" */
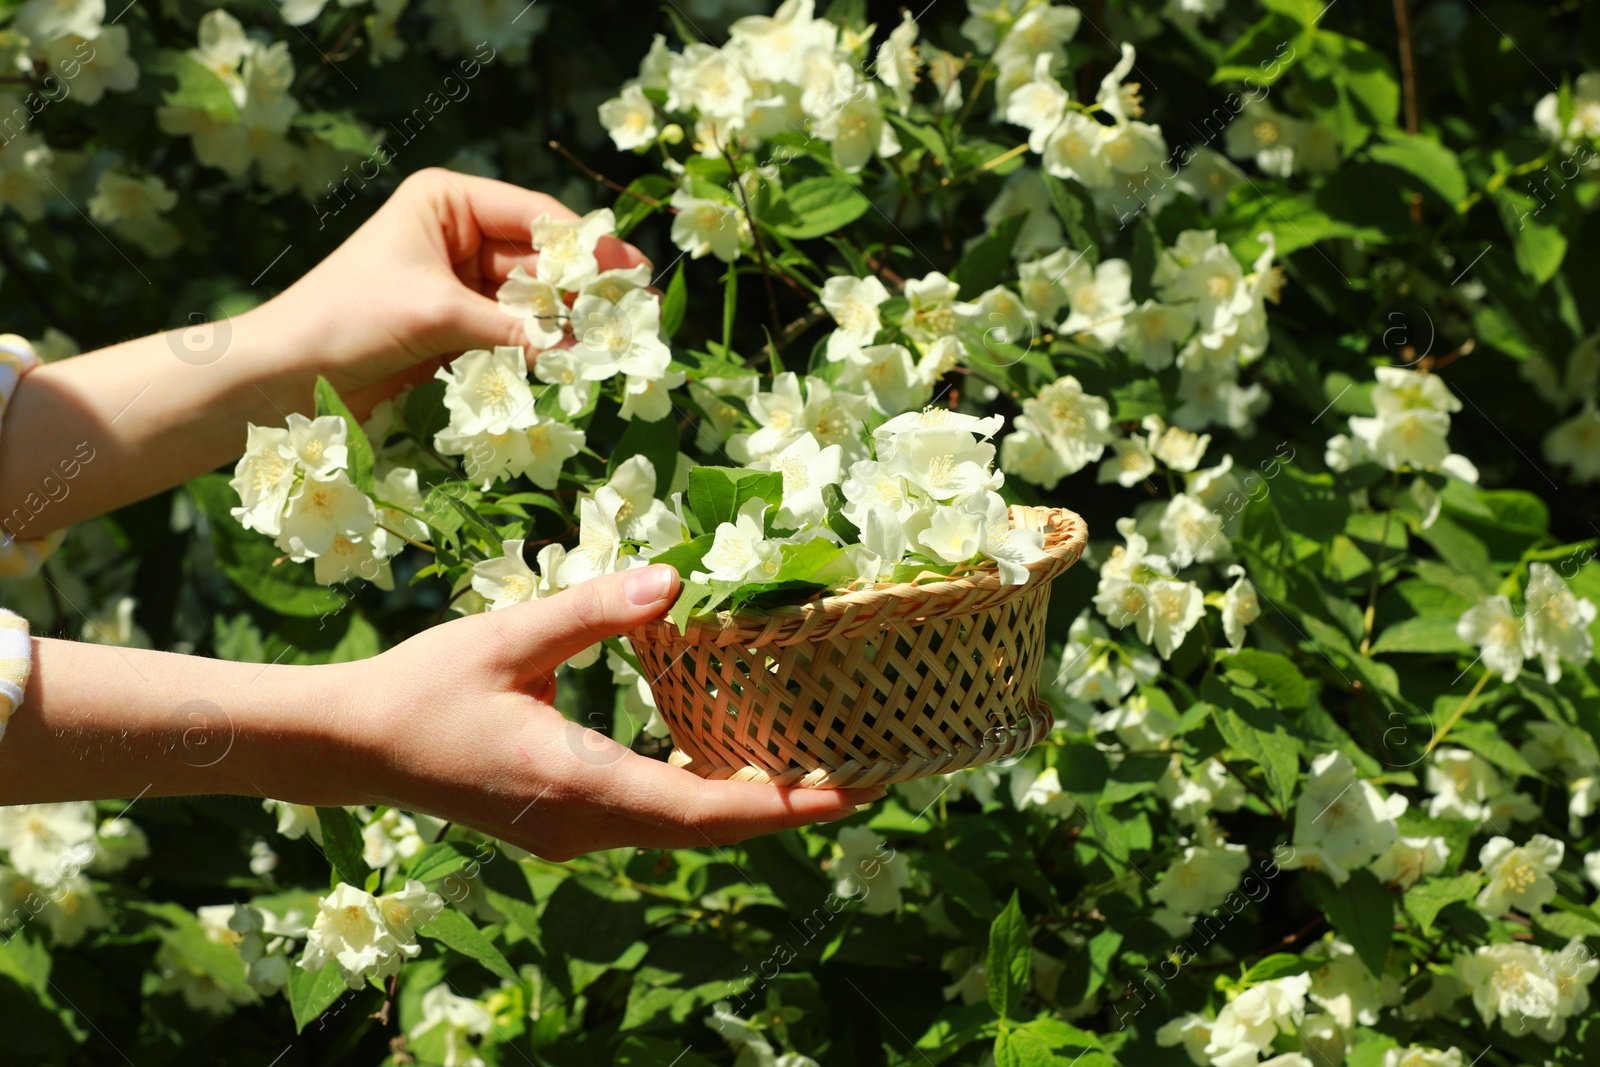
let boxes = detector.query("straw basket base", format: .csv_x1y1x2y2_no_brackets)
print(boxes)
629,506,1087,790
664,699,1054,788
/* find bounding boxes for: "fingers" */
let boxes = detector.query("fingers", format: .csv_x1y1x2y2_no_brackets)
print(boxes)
414,168,650,275
482,566,681,681
443,289,534,354
423,169,577,246
475,236,651,290
597,235,653,276
604,752,887,848
477,240,538,289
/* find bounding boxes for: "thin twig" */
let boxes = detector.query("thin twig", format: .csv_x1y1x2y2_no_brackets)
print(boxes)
378,522,435,554
548,141,668,209
433,584,475,626
372,972,400,1026
1423,669,1493,757
1359,472,1400,655
979,142,1030,173
1394,0,1423,223
1193,915,1327,972
1394,0,1420,137
324,22,361,64
1211,755,1291,830
753,307,829,366
862,250,906,290
720,146,785,352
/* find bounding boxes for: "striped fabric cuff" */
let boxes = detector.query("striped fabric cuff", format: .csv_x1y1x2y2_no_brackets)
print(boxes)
0,609,29,743
0,334,58,579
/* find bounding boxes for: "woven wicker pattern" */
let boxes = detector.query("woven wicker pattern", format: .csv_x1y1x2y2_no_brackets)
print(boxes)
628,506,1088,788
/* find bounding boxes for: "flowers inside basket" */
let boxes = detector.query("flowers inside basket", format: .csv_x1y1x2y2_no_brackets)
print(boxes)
621,408,1089,787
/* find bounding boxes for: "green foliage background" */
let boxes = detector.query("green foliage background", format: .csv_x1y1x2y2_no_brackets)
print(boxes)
3,0,1600,1065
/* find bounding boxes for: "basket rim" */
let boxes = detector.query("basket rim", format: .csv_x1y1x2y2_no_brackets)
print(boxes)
634,504,1087,646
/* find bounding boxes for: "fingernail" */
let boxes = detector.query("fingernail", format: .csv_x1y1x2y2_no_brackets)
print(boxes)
855,786,888,803
625,565,676,606
817,807,860,823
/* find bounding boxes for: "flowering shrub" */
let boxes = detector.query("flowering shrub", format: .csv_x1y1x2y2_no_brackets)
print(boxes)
4,0,1600,1065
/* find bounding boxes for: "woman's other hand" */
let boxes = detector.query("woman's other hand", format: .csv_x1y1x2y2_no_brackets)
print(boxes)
264,168,648,418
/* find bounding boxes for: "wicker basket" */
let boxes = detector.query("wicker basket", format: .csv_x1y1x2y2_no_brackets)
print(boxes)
627,506,1088,788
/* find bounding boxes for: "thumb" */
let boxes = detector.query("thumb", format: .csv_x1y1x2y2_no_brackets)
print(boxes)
492,565,680,679
431,288,530,355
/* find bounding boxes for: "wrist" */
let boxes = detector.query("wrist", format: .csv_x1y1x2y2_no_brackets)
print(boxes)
234,658,384,808
226,301,320,418
0,641,366,806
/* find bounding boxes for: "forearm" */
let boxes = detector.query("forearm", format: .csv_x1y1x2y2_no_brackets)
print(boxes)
0,636,366,806
0,306,318,538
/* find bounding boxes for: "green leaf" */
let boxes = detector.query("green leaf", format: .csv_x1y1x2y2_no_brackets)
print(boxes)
1494,189,1567,284
406,842,475,884
651,534,716,579
993,1028,1055,1067
887,113,950,163
418,909,518,982
615,1037,717,1067
1367,133,1468,207
773,538,846,583
668,579,717,633
1213,13,1309,86
688,467,739,531
294,109,379,155
1243,953,1316,983
661,260,688,340
1448,721,1544,782
1219,649,1309,709
986,891,1031,1020
609,414,681,496
1210,699,1300,814
260,612,382,666
1321,33,1401,131
687,466,782,531
1404,872,1482,935
955,213,1027,299
613,174,677,239
403,380,449,442
150,51,239,120
1371,616,1472,655
314,376,374,491
772,176,871,239
1416,516,1495,594
314,807,371,889
1018,1018,1101,1051
189,474,350,618
1110,378,1165,422
1041,174,1099,264
1542,895,1600,940
1310,871,1393,977
1347,1033,1401,1067
287,962,347,1033
1130,215,1160,303
134,900,257,1008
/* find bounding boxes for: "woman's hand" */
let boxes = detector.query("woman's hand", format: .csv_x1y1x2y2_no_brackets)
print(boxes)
261,168,648,419
1,564,880,859
331,564,881,860
0,169,638,535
